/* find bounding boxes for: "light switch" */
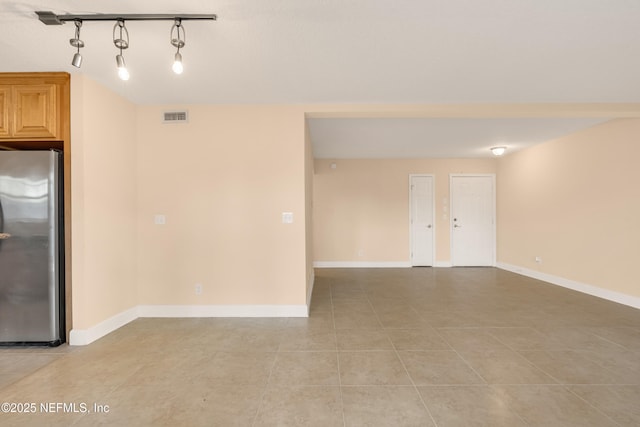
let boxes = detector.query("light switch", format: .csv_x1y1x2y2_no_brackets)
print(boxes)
282,212,294,224
154,214,166,225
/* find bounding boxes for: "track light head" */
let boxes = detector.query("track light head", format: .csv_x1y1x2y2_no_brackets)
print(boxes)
116,54,129,80
69,20,84,68
172,52,184,74
71,52,83,68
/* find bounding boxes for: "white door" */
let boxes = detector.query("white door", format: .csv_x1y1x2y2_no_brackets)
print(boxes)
450,175,495,266
410,175,434,266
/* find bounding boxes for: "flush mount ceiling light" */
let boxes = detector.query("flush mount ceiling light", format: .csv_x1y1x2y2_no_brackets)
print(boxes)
69,20,84,68
491,146,507,156
36,11,216,79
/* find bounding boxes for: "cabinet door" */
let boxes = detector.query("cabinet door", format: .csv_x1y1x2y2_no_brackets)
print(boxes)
12,84,58,139
0,86,9,138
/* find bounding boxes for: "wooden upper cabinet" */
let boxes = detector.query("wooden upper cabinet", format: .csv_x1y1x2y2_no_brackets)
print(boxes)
13,84,57,138
0,86,9,138
0,73,68,141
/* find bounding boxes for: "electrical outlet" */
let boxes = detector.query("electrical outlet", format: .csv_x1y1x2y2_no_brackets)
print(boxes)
282,212,294,224
535,256,542,264
195,283,202,295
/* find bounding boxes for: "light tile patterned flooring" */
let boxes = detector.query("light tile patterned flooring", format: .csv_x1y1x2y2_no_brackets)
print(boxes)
1,267,640,426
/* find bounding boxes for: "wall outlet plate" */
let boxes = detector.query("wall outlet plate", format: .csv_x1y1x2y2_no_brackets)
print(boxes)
282,212,294,224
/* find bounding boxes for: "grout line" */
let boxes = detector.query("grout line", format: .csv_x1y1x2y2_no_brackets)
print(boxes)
564,385,624,427
389,335,440,427
426,330,532,427
425,314,549,425
249,351,279,427
587,333,633,351
430,328,487,382
530,325,629,351
367,291,440,427
328,278,347,427
484,332,569,386
336,351,346,427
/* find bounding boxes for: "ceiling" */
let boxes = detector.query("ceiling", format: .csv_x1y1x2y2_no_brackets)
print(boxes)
1,1,638,157
309,117,610,158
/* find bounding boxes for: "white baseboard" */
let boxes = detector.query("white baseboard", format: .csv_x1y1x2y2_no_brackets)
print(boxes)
138,304,309,318
69,306,138,346
69,304,309,346
313,261,412,268
313,261,453,268
497,262,640,310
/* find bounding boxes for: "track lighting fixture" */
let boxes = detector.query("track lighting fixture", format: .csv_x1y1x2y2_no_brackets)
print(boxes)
36,11,216,79
171,19,185,74
69,20,84,68
113,20,130,80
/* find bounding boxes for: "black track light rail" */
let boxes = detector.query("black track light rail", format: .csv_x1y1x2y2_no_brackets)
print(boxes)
36,11,216,26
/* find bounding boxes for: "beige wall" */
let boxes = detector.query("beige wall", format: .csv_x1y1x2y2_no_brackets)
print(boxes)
497,118,640,298
304,122,315,303
70,75,138,329
313,158,497,264
71,82,310,335
135,105,308,305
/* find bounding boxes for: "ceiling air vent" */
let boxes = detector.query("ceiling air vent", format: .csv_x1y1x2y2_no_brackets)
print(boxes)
163,111,188,124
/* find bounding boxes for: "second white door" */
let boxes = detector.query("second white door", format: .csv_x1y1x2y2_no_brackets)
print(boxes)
410,175,434,266
450,175,495,266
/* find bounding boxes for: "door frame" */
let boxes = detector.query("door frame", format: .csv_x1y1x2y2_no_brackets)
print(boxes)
409,174,435,267
449,174,496,267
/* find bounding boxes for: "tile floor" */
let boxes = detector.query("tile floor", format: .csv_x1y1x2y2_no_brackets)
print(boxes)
1,267,640,426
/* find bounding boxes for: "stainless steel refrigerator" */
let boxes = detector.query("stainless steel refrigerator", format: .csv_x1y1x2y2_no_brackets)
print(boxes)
0,150,65,346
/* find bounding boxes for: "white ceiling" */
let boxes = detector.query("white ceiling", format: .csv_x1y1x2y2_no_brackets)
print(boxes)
1,1,638,157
